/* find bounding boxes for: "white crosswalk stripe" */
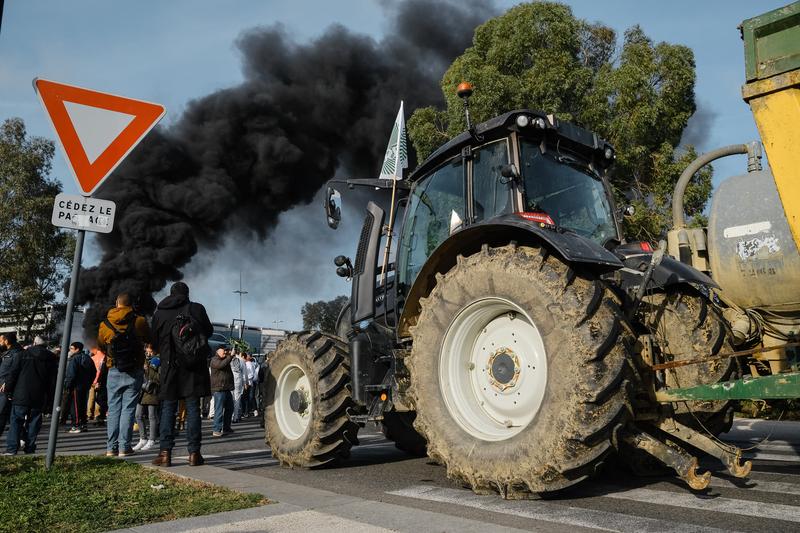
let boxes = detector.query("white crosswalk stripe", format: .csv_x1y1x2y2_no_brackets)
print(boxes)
388,485,735,533
709,476,800,496
604,487,800,523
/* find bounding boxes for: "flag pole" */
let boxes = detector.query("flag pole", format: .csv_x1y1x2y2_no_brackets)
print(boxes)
380,178,398,283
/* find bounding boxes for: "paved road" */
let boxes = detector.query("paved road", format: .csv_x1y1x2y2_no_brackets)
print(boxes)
45,416,800,532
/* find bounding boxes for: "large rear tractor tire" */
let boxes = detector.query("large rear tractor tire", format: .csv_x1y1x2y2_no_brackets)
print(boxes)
641,290,736,435
381,411,427,456
265,332,359,467
407,244,633,497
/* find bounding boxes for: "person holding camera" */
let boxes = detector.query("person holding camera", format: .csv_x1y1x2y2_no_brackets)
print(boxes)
133,346,160,451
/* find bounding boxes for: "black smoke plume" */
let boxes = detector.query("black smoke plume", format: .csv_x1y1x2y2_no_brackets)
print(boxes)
77,0,496,337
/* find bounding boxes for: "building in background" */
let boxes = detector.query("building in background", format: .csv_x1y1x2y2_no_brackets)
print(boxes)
212,322,287,357
0,305,86,347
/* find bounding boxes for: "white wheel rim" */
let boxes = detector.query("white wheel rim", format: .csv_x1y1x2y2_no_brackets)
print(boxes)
440,297,548,442
275,364,312,440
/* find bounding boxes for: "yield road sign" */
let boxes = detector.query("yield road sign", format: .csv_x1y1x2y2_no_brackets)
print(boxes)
51,193,116,234
33,78,165,196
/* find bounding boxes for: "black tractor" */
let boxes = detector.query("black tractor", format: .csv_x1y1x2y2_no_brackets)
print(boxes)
264,101,739,497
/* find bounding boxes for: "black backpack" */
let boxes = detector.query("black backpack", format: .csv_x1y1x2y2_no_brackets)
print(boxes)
103,313,140,372
170,303,207,368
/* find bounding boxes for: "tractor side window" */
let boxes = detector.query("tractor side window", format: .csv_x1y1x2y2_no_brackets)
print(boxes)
471,140,511,222
398,157,464,290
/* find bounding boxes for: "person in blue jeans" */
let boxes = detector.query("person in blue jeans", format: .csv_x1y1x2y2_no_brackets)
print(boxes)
150,282,213,467
97,293,151,456
3,336,56,455
209,346,234,437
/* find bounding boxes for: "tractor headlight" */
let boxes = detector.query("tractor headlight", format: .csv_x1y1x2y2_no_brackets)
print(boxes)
533,117,547,129
604,147,614,160
515,115,530,128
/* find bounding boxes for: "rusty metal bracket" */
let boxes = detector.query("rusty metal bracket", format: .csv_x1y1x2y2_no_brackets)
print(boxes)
623,428,711,490
651,341,800,371
655,419,752,479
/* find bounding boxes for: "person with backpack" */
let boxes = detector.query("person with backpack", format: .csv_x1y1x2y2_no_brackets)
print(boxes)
64,342,96,433
97,293,151,457
149,282,213,467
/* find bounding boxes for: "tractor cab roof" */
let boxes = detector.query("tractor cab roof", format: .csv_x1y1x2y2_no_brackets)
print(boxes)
408,109,615,182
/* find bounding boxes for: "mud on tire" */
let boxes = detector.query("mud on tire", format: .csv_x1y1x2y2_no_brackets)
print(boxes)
265,332,359,467
407,244,633,497
641,290,736,435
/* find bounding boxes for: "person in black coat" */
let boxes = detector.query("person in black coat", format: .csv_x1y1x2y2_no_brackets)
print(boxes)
0,332,25,440
149,282,212,467
3,336,57,455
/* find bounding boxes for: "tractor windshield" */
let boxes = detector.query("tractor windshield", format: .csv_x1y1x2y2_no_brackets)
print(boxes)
519,139,617,244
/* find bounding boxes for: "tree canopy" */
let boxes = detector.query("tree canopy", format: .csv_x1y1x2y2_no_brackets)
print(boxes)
301,295,349,335
407,1,711,240
0,118,74,338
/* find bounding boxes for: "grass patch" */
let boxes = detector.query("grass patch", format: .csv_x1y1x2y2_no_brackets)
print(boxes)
0,455,268,532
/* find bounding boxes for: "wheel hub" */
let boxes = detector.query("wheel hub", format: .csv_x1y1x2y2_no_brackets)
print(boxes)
487,348,520,390
289,389,309,414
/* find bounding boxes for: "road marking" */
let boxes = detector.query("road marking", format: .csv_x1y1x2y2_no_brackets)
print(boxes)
744,452,800,462
388,485,731,533
709,476,800,496
605,487,800,522
230,449,268,454
174,455,220,459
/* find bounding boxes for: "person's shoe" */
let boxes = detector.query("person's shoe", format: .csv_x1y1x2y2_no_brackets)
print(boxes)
223,428,234,435
3,451,16,456
253,410,259,417
118,448,135,457
141,440,155,451
79,426,88,433
212,431,223,437
68,426,81,434
152,449,172,467
105,449,118,457
132,439,147,451
188,452,204,466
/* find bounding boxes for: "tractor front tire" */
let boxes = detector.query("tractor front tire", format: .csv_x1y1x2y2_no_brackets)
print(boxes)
407,244,633,497
265,332,359,467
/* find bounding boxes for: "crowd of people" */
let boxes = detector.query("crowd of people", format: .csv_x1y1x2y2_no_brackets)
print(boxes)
0,282,266,463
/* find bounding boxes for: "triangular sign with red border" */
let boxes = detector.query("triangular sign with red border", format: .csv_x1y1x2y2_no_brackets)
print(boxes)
34,78,165,196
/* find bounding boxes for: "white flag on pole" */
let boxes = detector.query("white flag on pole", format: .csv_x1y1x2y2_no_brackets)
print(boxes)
379,101,408,180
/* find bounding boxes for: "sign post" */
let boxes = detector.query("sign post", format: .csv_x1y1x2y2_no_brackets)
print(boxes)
33,78,165,469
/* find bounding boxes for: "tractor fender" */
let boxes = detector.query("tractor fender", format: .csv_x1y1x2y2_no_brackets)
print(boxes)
618,252,719,295
396,216,623,338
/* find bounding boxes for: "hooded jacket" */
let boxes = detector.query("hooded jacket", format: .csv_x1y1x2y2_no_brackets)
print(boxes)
151,294,213,400
64,350,96,391
97,306,151,370
6,344,57,409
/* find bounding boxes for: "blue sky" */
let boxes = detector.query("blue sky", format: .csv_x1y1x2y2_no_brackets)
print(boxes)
0,1,788,329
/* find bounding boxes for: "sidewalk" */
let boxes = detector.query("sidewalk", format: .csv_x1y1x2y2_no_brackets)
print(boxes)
109,464,531,533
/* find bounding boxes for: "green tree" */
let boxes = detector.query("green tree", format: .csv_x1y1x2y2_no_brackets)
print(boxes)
301,295,349,334
407,1,710,240
0,118,74,339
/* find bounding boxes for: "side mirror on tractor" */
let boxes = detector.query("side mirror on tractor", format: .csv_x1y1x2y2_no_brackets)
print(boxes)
500,163,521,184
325,186,342,229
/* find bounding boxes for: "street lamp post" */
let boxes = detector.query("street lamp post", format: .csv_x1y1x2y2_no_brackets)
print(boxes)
233,271,248,338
